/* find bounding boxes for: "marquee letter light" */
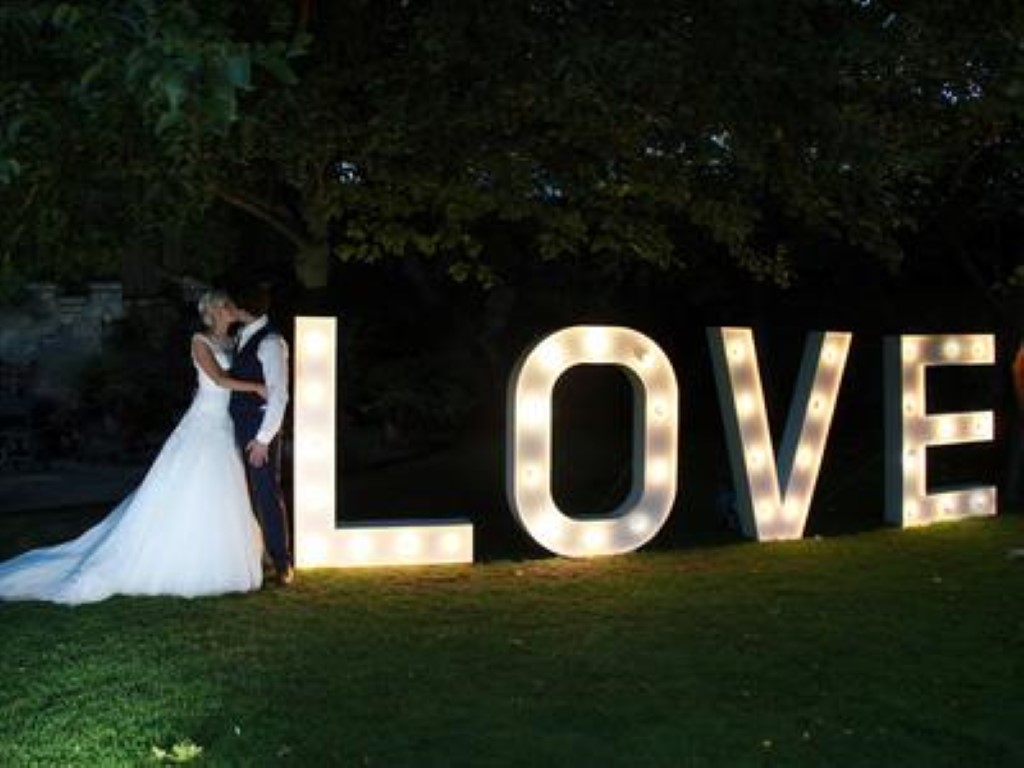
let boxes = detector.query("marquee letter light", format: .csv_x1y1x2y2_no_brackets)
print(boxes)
884,334,996,527
293,317,473,567
507,326,679,557
708,328,852,541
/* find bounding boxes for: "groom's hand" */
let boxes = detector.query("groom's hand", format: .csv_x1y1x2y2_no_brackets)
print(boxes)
246,440,270,467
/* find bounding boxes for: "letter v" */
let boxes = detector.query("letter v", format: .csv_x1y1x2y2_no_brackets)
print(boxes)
707,328,851,541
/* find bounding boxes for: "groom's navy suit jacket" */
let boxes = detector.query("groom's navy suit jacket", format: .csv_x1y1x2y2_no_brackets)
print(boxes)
229,324,291,570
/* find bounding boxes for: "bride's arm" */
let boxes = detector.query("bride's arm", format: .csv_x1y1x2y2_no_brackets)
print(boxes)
191,337,268,399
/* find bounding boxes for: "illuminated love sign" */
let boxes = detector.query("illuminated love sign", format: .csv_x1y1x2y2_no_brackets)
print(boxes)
708,328,852,541
507,326,679,557
884,334,996,526
293,317,472,568
292,318,997,569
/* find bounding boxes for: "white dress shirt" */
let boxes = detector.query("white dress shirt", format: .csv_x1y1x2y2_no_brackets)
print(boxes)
237,315,289,445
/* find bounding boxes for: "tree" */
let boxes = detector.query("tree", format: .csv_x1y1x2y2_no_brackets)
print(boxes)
1,0,1021,304
258,1,1022,298
0,0,307,293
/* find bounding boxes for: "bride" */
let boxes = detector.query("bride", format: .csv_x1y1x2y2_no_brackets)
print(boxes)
0,291,266,604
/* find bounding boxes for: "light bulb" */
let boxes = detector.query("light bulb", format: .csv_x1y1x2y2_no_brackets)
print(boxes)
303,382,327,407
537,342,565,370
937,419,956,440
737,392,755,417
441,532,463,556
585,329,611,356
303,330,329,357
397,533,422,557
350,534,374,560
629,515,651,535
583,528,608,550
796,447,814,470
648,459,671,485
903,340,920,363
519,397,548,426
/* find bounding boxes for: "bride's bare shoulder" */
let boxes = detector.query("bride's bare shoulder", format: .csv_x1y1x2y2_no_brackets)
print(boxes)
191,333,219,353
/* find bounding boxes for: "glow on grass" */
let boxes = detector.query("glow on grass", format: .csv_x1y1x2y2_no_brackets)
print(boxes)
293,317,473,568
707,328,852,541
506,326,679,557
884,333,996,527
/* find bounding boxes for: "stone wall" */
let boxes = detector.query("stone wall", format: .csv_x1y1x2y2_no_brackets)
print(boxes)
0,282,124,398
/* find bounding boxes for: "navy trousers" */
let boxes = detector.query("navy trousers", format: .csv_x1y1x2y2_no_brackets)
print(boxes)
233,412,291,572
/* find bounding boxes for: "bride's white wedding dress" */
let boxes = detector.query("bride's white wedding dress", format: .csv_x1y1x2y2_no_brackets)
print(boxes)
0,336,264,604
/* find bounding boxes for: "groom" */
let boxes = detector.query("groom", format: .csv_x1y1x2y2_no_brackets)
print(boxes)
228,282,294,586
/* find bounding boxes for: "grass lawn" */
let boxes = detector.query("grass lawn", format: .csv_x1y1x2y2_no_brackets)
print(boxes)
1,514,1023,766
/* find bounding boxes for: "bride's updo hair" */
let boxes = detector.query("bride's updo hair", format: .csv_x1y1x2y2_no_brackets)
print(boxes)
197,290,232,328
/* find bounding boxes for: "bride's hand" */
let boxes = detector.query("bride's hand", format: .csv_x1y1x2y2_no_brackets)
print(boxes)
255,384,268,400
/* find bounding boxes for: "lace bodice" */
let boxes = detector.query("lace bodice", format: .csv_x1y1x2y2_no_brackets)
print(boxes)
191,334,233,410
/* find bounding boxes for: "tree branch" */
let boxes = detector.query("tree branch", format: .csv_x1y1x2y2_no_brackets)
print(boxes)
216,188,310,249
296,0,315,32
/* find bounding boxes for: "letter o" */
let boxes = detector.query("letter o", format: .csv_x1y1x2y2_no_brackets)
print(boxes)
506,326,679,556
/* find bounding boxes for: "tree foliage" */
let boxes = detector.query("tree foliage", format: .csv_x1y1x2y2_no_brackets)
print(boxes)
0,0,306,288
312,0,1023,292
1,0,1021,298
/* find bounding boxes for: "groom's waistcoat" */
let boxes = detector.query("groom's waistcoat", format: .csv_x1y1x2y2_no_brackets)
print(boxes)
228,324,275,424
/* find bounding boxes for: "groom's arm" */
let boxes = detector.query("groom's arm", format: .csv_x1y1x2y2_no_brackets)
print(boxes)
254,334,290,445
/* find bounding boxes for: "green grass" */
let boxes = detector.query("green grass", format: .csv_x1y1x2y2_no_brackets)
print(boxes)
2,515,1023,766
